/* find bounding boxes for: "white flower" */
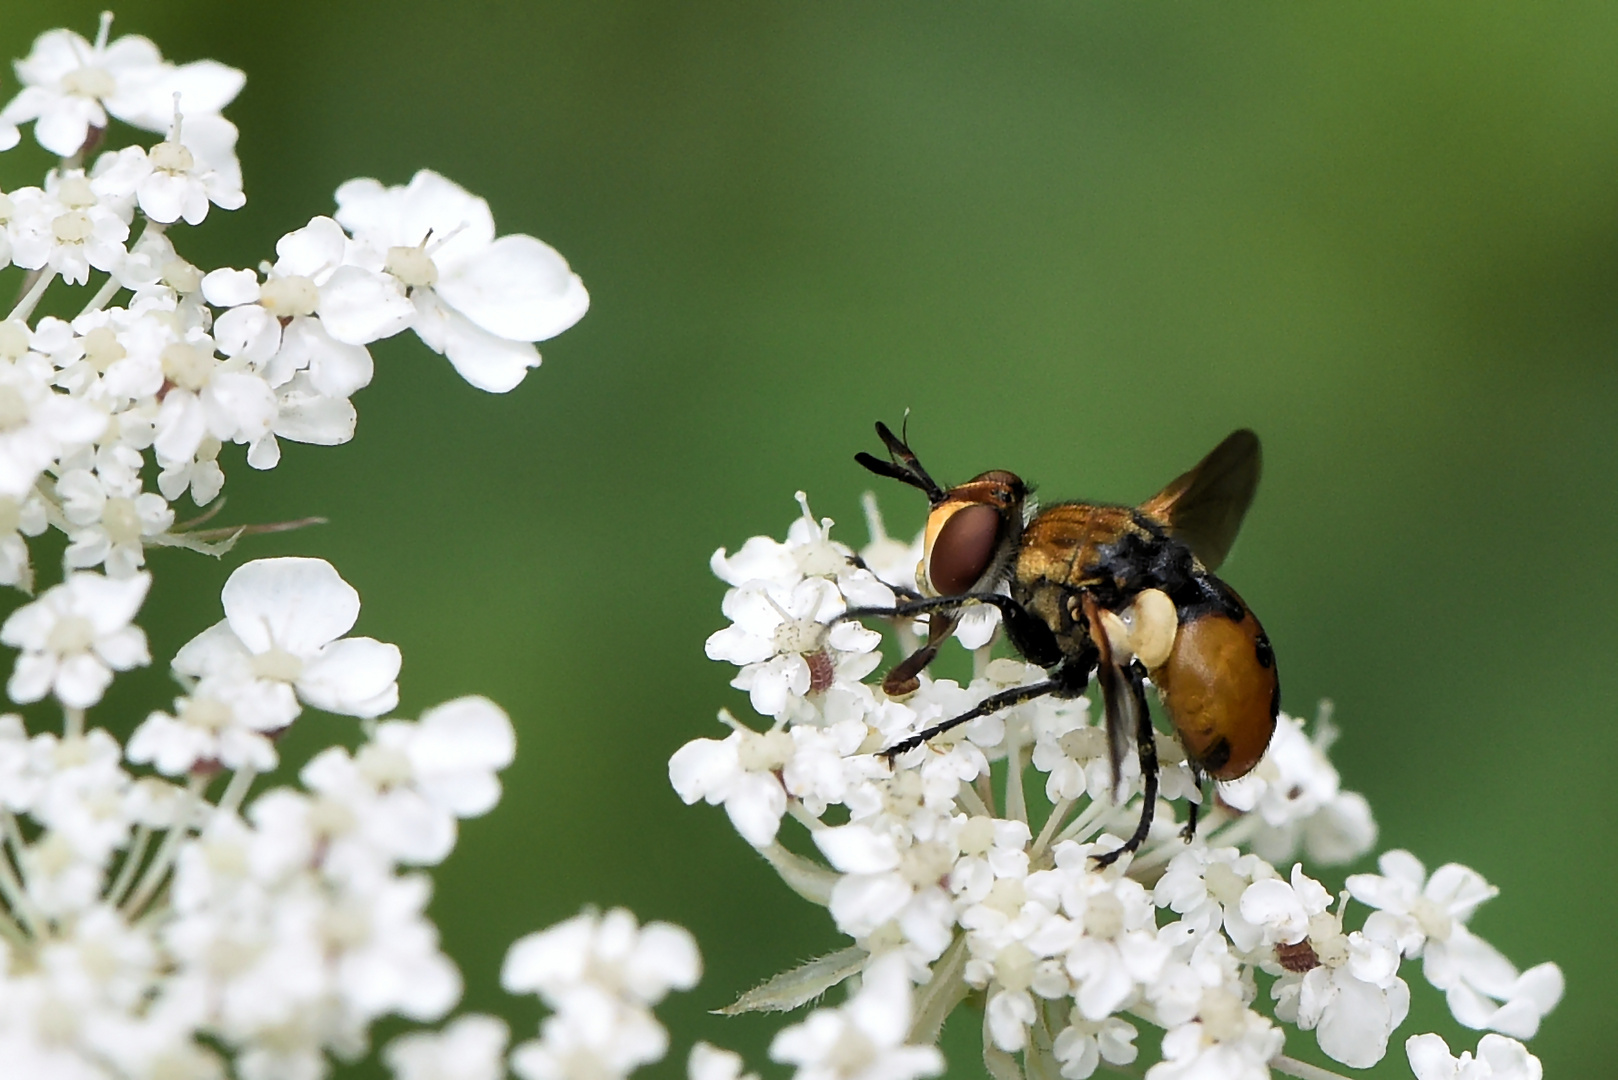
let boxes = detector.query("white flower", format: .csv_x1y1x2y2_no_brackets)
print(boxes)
0,350,107,497
58,445,174,577
816,817,958,966
1406,1033,1543,1080
508,986,671,1080
504,909,700,1080
128,670,299,775
90,111,245,225
2,14,244,157
300,696,515,865
707,577,881,721
1347,850,1563,1039
384,1015,510,1080
689,1042,760,1080
769,953,944,1080
0,490,47,590
1,571,150,707
330,873,463,1022
334,170,589,392
173,557,401,718
1217,710,1377,867
502,908,700,1009
1147,997,1282,1080
151,330,278,467
8,171,132,285
1271,931,1410,1069
1052,1012,1138,1080
668,717,791,848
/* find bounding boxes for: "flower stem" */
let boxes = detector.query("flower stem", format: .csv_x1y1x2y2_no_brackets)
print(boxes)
63,708,84,739
105,824,151,909
0,811,44,935
216,765,258,817
1271,1055,1354,1080
76,272,122,318
1030,797,1073,861
1005,737,1028,826
8,267,57,323
121,771,208,919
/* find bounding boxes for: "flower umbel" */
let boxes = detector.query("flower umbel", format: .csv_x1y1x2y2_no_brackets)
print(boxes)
678,493,1563,1080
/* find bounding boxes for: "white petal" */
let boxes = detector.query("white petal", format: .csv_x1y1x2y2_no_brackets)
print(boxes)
814,824,900,874
318,265,414,344
668,737,738,804
201,267,261,307
724,772,786,847
1405,1033,1459,1080
414,294,541,393
436,234,588,343
222,557,360,656
298,636,400,718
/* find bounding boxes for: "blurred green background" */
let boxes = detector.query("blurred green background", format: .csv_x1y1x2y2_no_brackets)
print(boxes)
3,1,1613,1076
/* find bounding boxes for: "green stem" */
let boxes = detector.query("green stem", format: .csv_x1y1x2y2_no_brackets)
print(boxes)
1271,1055,1354,1080
121,771,208,919
8,267,56,323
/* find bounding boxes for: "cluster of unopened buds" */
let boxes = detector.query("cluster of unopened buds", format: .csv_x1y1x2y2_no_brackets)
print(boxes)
672,491,1564,1080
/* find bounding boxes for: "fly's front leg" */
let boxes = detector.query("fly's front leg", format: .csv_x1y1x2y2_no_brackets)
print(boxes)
881,678,1060,759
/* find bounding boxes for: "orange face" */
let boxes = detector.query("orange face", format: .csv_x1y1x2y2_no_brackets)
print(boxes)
917,471,1022,597
1150,605,1278,781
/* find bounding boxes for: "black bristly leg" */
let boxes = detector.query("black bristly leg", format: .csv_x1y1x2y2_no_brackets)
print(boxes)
1182,763,1206,843
841,591,1064,670
1092,668,1157,869
840,591,1025,624
881,679,1060,760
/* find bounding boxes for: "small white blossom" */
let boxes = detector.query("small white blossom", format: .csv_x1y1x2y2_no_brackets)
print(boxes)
669,716,792,848
173,557,401,718
2,15,243,157
335,170,589,392
769,953,944,1080
1406,1032,1543,1080
1347,850,1564,1039
385,1014,510,1080
2,571,149,707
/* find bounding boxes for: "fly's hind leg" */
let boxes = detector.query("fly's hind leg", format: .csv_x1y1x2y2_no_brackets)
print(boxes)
1182,762,1206,843
1092,664,1157,869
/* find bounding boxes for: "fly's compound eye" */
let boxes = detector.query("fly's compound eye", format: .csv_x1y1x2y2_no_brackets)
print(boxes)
923,502,1002,595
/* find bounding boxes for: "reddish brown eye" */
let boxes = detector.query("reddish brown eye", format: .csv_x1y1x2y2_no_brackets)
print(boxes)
928,504,1001,594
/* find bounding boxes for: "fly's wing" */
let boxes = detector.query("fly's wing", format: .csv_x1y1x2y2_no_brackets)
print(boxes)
1137,429,1261,572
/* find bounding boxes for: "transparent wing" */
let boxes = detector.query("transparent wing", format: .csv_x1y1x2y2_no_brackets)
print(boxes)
1137,429,1261,571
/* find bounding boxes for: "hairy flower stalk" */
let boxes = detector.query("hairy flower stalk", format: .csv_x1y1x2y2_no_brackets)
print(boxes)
0,16,727,1080
674,493,1564,1080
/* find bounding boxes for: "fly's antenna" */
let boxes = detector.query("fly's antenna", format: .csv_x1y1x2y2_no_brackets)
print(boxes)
855,419,946,505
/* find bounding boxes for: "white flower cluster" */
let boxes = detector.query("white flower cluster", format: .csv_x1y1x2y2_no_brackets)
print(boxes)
0,14,589,597
0,554,518,1078
0,17,718,1080
674,494,1566,1080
